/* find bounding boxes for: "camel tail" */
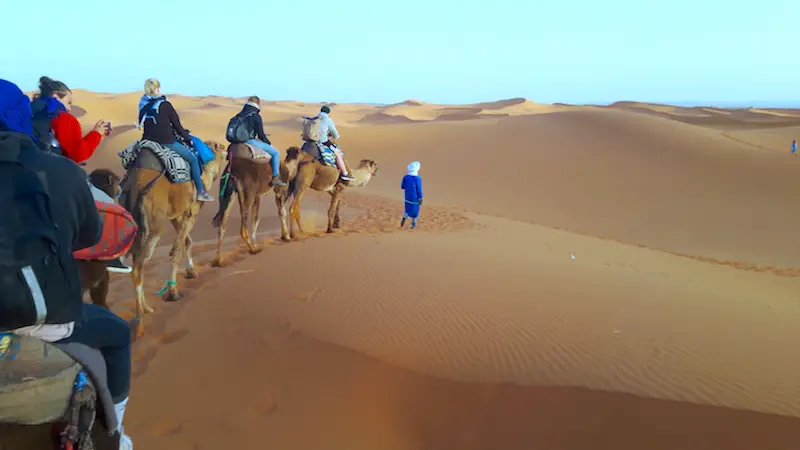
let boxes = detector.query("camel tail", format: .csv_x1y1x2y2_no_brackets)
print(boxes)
212,172,236,228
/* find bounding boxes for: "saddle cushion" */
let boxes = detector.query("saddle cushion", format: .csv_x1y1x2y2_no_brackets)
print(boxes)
73,202,138,261
0,334,117,431
118,139,192,183
0,334,84,425
300,141,337,168
229,143,271,163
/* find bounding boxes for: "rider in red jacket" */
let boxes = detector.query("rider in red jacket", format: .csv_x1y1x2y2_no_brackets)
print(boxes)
30,76,132,274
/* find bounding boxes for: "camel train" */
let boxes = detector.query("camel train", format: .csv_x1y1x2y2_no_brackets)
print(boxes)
111,123,379,338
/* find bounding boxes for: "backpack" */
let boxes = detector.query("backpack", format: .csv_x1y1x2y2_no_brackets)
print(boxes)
30,105,63,156
225,111,257,143
138,97,166,128
0,144,77,331
301,116,323,142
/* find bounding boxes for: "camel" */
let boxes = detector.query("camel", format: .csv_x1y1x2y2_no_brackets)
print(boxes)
120,140,228,337
77,168,122,310
285,144,379,239
210,144,299,265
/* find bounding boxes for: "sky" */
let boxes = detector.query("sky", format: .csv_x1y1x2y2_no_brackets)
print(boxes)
2,0,797,105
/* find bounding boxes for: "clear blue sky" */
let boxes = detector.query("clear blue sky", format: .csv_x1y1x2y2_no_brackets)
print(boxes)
4,0,797,105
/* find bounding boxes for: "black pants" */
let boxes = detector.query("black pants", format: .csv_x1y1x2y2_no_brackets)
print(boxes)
60,304,131,403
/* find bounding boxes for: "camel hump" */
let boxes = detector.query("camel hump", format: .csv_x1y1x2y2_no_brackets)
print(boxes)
229,142,272,164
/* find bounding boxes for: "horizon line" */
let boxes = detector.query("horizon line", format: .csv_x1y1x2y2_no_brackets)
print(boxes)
33,88,800,110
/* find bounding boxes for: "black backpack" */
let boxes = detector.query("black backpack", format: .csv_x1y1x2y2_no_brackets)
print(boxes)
0,143,77,331
30,102,63,156
225,111,256,143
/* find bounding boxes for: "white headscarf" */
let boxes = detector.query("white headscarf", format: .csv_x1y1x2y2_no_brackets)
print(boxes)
407,161,421,176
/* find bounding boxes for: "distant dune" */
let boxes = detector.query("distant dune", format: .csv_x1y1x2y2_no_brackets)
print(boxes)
26,88,800,450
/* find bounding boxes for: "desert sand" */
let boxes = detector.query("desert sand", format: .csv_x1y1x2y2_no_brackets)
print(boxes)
62,89,800,449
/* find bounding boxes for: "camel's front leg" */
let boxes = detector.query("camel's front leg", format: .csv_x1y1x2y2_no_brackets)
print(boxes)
184,234,197,278
332,199,342,229
172,219,197,278
275,187,290,241
248,195,262,254
289,189,307,239
327,192,342,234
165,215,195,302
213,189,236,267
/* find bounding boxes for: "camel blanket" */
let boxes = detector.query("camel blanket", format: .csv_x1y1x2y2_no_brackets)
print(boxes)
73,201,139,261
0,334,117,431
229,142,272,163
117,139,192,183
301,141,337,168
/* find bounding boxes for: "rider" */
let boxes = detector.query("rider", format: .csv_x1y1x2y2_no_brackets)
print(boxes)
138,78,213,202
30,76,132,275
0,78,134,450
316,105,354,181
232,96,286,187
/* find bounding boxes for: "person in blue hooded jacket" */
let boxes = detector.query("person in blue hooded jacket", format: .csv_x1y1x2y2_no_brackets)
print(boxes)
401,161,423,229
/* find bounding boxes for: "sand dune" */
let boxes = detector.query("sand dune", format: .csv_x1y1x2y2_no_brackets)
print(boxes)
29,89,800,449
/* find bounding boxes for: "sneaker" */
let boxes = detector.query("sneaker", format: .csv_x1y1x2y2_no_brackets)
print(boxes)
196,192,214,202
106,257,132,274
340,174,355,181
270,178,287,187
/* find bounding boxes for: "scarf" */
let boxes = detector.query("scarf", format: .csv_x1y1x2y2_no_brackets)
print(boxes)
407,161,421,176
0,79,33,136
138,94,167,113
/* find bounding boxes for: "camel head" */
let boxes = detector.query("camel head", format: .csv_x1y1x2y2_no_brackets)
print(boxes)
203,140,229,178
348,159,378,188
358,159,379,176
88,168,122,200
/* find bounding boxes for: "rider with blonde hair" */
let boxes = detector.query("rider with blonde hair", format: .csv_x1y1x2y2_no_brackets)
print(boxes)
138,78,213,202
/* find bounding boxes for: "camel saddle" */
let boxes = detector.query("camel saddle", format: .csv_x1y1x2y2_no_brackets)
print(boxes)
0,334,118,433
300,141,337,168
229,142,272,164
73,201,138,261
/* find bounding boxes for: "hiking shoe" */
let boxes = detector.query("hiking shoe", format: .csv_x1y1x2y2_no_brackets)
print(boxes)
196,192,214,202
106,257,132,274
270,178,287,187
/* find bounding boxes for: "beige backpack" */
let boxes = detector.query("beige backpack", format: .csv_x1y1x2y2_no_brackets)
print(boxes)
300,116,323,142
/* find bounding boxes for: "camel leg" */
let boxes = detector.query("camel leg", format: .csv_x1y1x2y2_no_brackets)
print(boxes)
239,190,257,253
332,199,342,229
137,233,160,315
213,188,236,267
130,231,159,339
275,187,290,241
172,219,198,279
165,215,194,302
89,272,110,309
184,234,197,278
289,189,307,239
248,196,262,254
327,192,342,234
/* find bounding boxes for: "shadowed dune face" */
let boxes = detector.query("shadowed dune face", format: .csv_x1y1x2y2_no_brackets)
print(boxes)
49,90,800,450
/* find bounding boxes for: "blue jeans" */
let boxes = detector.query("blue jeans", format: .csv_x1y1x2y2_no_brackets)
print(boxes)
165,141,205,194
60,304,131,403
246,139,280,177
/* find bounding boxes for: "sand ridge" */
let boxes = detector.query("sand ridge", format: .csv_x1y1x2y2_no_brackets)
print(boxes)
33,88,800,449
